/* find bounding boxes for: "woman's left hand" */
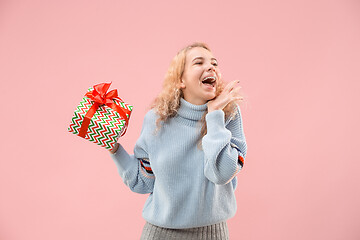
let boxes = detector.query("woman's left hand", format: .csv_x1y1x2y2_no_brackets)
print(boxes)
207,80,243,113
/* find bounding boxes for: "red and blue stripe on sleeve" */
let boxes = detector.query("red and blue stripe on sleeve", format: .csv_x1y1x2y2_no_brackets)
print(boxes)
230,143,245,168
139,158,154,179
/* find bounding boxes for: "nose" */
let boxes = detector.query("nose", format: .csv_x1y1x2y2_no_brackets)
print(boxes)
207,63,216,72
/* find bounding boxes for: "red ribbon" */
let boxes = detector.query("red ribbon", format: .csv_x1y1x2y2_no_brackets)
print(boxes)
78,82,131,138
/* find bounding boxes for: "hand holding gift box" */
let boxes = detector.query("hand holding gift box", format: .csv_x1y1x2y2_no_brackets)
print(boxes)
68,82,133,151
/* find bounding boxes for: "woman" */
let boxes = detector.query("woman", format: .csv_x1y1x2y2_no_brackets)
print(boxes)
109,42,247,240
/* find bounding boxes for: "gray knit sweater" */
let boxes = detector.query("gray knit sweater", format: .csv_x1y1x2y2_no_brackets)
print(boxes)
110,97,247,229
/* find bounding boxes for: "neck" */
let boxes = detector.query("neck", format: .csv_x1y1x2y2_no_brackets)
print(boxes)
174,98,208,127
182,95,207,105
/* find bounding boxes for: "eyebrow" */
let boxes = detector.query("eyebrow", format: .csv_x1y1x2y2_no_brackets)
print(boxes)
192,57,218,62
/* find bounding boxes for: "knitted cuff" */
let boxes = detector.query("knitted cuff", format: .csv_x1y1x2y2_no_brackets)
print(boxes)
205,110,225,131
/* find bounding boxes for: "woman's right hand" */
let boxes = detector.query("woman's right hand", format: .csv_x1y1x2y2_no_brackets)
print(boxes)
109,142,120,154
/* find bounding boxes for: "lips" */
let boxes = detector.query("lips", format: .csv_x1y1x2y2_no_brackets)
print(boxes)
201,76,216,87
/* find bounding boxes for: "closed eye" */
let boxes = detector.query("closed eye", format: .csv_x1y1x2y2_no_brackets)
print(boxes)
194,62,218,66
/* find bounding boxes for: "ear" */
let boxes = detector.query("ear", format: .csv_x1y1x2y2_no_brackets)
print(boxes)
178,79,186,89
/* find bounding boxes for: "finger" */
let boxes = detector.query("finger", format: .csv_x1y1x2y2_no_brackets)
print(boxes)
224,80,240,92
235,99,243,107
223,96,243,110
232,95,243,101
231,96,243,102
226,94,243,106
232,97,244,107
230,86,242,93
229,87,243,98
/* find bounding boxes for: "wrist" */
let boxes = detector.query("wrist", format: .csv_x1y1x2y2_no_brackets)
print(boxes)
207,104,219,113
109,143,119,154
207,106,221,113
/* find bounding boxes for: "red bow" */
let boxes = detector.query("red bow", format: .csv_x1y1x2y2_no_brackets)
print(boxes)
78,82,131,138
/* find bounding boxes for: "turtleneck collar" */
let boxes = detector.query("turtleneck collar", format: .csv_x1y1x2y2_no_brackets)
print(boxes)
174,98,208,127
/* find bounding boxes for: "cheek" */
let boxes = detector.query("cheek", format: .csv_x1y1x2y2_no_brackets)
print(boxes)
191,68,202,75
216,70,222,80
188,70,202,81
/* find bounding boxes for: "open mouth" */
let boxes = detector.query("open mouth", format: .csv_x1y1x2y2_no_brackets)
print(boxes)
201,76,216,87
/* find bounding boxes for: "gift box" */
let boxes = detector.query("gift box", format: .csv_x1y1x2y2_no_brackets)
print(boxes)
68,82,133,151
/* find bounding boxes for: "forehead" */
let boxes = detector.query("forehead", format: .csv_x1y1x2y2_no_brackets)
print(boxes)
186,47,215,61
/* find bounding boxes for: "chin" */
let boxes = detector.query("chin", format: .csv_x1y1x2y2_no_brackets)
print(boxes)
204,95,216,102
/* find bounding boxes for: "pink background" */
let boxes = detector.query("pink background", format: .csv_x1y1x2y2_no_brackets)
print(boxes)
1,0,359,239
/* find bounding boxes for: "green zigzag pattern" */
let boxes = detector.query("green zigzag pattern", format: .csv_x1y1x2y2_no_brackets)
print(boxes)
68,97,93,134
69,87,132,150
86,105,126,149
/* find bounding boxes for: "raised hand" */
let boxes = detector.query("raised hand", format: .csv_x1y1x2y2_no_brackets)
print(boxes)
207,80,243,112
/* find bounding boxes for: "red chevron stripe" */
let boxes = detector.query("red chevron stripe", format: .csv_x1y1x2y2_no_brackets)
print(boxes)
97,111,113,133
77,99,91,115
103,113,121,140
100,109,121,136
74,113,83,126
105,119,121,137
100,111,126,149
70,96,132,150
68,116,79,132
114,99,133,112
91,120,105,144
95,114,111,144
110,142,116,150
86,118,101,142
87,108,119,147
98,126,108,141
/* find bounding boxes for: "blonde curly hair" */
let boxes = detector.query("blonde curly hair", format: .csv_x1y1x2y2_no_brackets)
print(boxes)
150,42,241,149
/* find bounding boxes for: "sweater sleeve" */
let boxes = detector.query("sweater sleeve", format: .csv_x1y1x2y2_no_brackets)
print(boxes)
202,105,247,185
109,112,155,194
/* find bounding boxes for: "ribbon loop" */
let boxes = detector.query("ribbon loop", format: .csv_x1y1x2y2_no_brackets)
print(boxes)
78,82,130,138
85,82,115,104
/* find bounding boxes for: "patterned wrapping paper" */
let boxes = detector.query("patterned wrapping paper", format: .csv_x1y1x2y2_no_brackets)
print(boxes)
68,83,133,151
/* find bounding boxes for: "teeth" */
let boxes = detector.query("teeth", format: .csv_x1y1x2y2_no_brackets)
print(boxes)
202,76,216,83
